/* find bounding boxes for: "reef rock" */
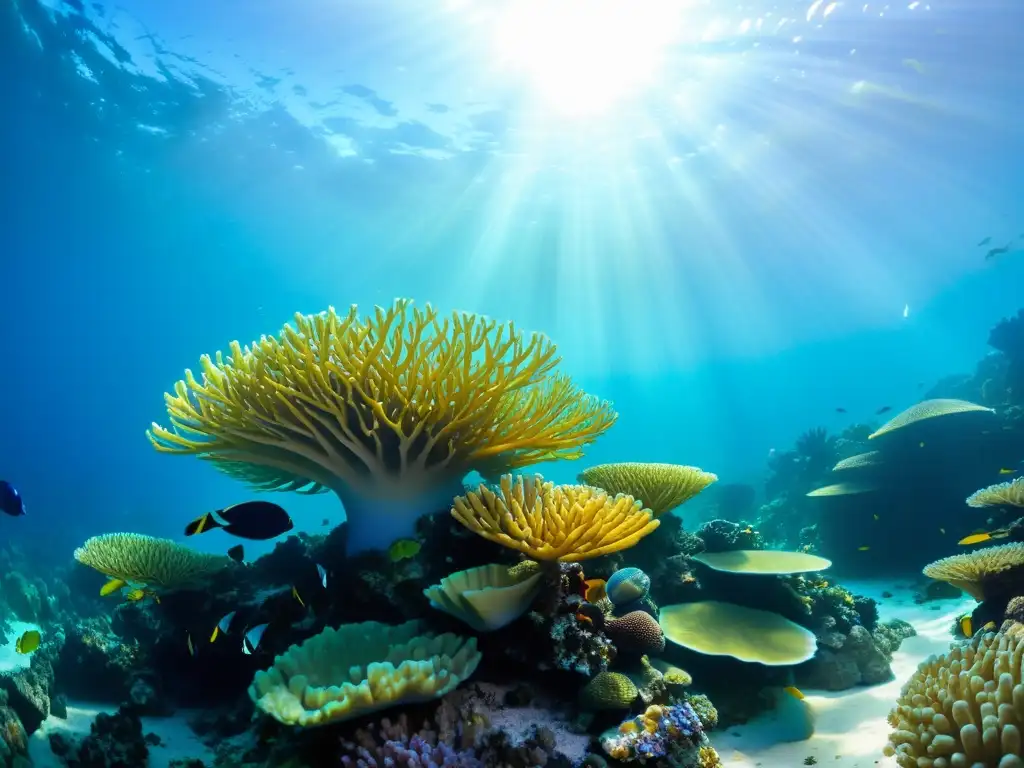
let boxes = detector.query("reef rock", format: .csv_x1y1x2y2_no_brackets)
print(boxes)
59,706,149,768
0,654,53,734
796,619,915,690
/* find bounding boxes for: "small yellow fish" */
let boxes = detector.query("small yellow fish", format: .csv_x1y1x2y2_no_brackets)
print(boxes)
959,530,1010,546
873,514,879,521
291,586,305,608
858,546,870,551
740,526,754,534
15,629,40,655
125,588,160,604
783,685,805,700
187,632,195,657
1000,468,1017,475
584,578,607,603
388,538,422,563
959,614,973,637
100,578,127,597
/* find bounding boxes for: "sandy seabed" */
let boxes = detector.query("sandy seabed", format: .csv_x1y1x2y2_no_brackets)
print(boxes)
710,579,974,768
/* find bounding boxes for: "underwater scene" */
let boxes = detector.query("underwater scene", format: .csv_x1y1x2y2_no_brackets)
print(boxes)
2,0,1024,766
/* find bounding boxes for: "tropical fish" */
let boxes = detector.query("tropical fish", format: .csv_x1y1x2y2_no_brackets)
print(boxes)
835,407,847,413
985,244,1013,260
978,236,992,247
1000,468,1018,476
187,632,195,657
242,624,268,655
873,514,879,521
100,578,127,597
740,526,754,535
0,481,25,517
210,611,237,643
15,629,40,654
316,564,328,589
960,614,973,636
388,538,421,562
959,530,1010,546
783,686,805,700
227,545,245,563
875,406,892,415
185,501,293,541
125,588,160,604
919,442,926,448
939,528,946,535
857,546,870,551
583,578,607,603
292,586,305,608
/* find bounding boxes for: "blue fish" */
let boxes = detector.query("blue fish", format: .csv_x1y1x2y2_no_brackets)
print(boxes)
0,482,25,517
242,623,268,655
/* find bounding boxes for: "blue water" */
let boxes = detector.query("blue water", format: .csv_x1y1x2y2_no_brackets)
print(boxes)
2,0,1022,564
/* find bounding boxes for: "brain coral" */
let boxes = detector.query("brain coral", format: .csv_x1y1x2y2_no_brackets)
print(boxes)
605,611,666,656
884,629,1024,768
147,300,617,555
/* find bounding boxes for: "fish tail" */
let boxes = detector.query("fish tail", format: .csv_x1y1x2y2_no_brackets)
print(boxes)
185,513,221,536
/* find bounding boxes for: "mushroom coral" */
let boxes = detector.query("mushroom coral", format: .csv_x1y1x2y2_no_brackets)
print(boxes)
147,300,617,555
248,620,480,727
922,544,1024,601
660,601,818,666
577,462,718,517
452,474,659,561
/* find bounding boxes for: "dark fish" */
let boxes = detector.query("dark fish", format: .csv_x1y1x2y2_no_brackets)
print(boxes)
835,407,847,413
227,544,245,563
985,244,1012,260
185,501,293,540
977,236,991,247
875,406,892,415
0,481,25,517
322,518,330,527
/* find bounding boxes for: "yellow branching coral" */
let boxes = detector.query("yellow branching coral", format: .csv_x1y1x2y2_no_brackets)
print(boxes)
74,533,229,589
577,462,718,517
831,451,882,472
452,474,659,562
884,629,1024,767
869,398,994,440
922,543,1024,600
147,300,617,554
248,620,480,727
968,478,1024,509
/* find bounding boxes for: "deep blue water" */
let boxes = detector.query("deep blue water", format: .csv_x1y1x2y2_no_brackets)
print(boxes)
1,0,1022,565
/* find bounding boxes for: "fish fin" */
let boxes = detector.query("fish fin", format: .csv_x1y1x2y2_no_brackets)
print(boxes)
185,513,220,536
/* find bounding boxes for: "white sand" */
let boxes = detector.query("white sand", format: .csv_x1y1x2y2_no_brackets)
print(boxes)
28,702,216,768
709,579,975,767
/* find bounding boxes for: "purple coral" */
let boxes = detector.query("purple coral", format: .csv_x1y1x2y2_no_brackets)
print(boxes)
603,703,705,763
340,733,484,767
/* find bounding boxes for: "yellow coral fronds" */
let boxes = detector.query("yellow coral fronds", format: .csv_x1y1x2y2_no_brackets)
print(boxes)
922,543,1024,600
248,621,480,727
884,629,1024,768
577,462,718,517
868,398,994,440
967,477,1024,508
452,474,659,562
74,533,229,589
147,300,616,498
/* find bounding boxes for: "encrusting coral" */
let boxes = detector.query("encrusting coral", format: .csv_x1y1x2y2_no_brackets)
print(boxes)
73,533,229,589
576,462,718,517
923,543,1024,600
249,620,481,727
452,474,659,561
423,563,543,632
884,628,1024,768
968,478,1024,509
147,300,617,554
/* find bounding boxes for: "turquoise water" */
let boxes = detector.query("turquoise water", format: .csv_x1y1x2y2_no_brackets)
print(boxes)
2,0,1022,563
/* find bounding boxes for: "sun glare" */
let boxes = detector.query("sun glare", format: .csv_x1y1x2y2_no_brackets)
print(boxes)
492,0,684,116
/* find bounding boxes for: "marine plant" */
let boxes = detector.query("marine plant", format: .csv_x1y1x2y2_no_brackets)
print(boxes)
147,300,617,554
